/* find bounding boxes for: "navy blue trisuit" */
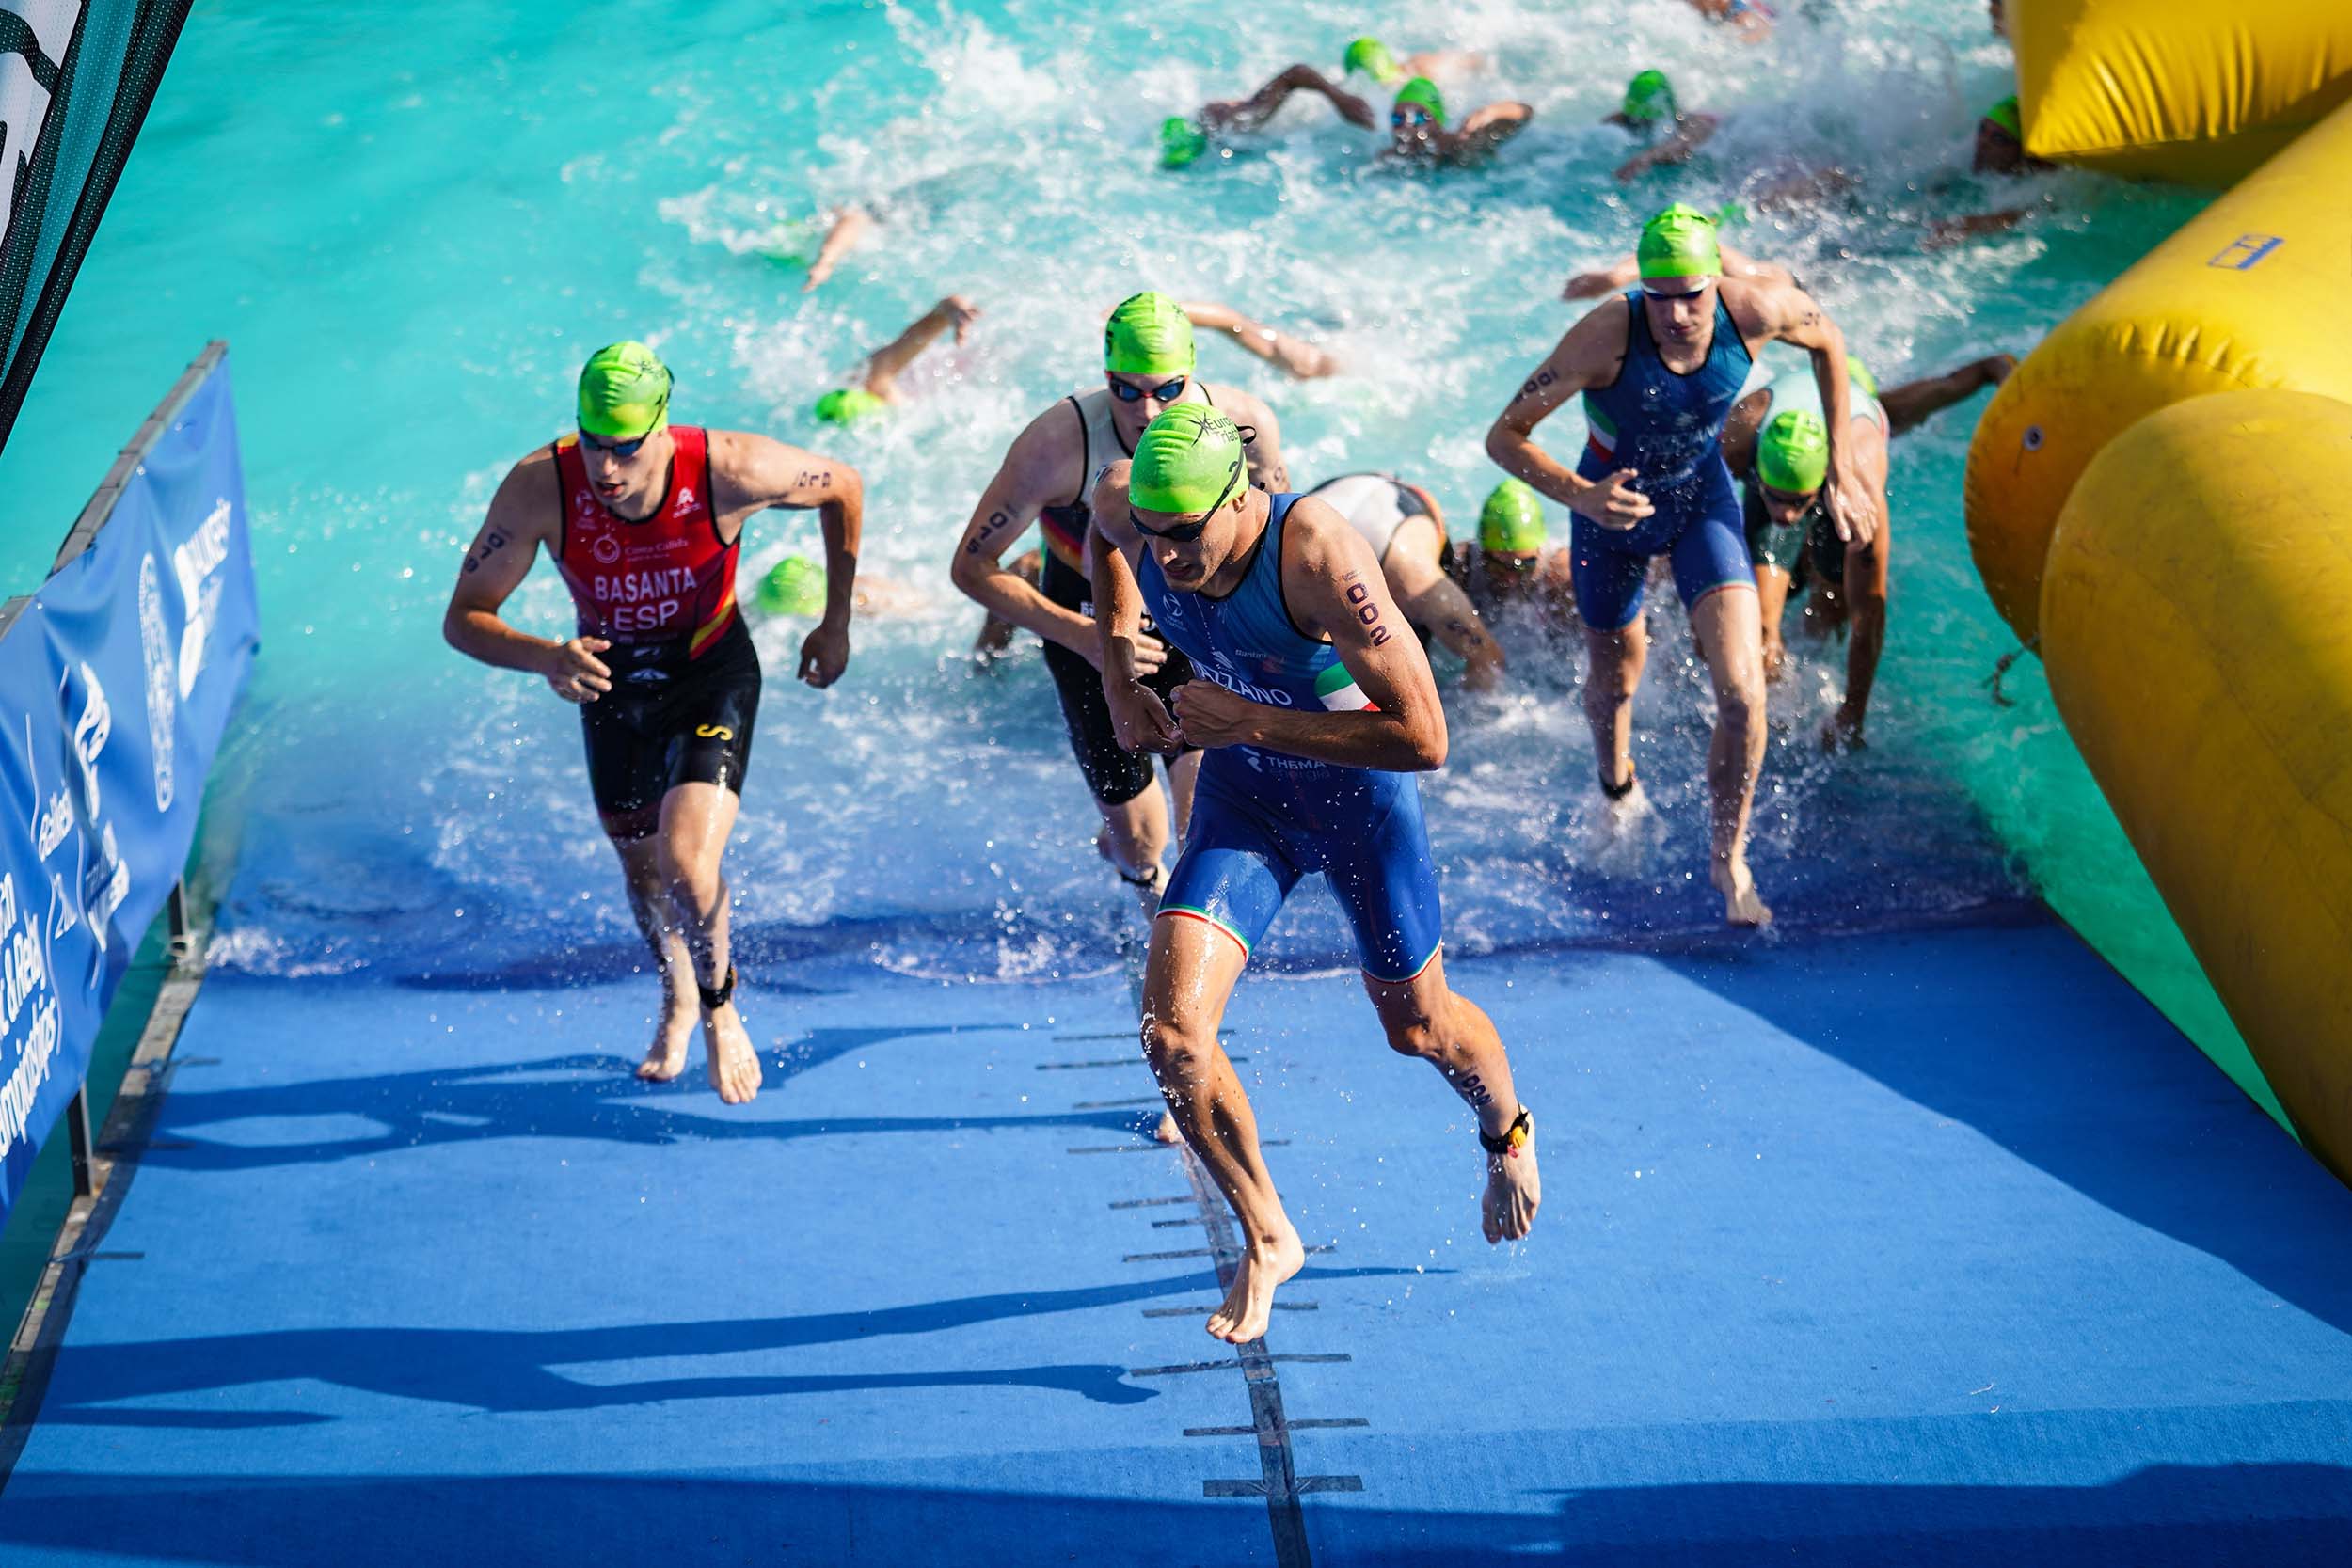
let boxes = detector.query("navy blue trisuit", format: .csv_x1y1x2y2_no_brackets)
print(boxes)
1137,493,1444,983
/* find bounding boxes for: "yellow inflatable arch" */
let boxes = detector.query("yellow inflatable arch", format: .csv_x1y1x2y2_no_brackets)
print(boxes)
1966,2,2352,1180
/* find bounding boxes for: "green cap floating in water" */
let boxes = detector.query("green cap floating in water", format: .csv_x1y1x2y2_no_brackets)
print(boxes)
757,554,828,617
1130,405,1247,515
1479,480,1547,553
1622,69,1677,125
1392,76,1446,127
1636,202,1723,280
1844,355,1879,401
578,341,672,439
1104,291,1197,376
1757,409,1831,494
1343,37,1405,85
1159,116,1210,169
1985,94,2023,138
813,387,890,426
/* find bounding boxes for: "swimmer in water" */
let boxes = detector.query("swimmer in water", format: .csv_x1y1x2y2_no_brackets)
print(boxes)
1682,0,1774,41
809,294,982,427
1446,479,1582,645
1091,409,1540,1344
800,207,873,293
1723,351,2014,739
1160,36,1490,161
1923,98,2059,248
1182,300,1338,380
1486,205,1874,927
1606,70,1723,181
948,292,1288,916
1383,76,1534,166
1304,472,1506,689
444,342,863,1103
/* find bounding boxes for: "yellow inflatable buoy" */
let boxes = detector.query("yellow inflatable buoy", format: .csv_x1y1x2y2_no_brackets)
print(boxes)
1964,93,2352,643
2042,389,2352,1182
2014,0,2352,186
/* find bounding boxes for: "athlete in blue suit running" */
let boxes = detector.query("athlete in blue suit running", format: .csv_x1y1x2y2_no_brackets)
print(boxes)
1486,205,1874,926
1090,408,1541,1346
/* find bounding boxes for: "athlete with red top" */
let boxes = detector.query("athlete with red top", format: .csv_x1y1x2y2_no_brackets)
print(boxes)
445,341,864,1103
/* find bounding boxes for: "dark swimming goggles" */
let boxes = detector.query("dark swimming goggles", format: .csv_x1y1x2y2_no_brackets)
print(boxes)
1108,373,1190,404
1130,455,1244,544
579,425,659,459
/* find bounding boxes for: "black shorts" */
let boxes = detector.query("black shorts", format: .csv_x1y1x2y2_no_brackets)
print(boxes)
1039,551,1195,806
580,619,761,823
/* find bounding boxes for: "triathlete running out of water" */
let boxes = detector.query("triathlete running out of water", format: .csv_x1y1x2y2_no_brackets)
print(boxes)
1486,205,1873,927
1304,472,1506,689
1158,37,1487,165
807,294,982,427
947,293,1287,911
1090,408,1539,1345
444,342,862,1104
1722,349,2014,741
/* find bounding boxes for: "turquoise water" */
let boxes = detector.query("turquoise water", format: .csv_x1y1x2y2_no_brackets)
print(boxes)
0,0,2264,1103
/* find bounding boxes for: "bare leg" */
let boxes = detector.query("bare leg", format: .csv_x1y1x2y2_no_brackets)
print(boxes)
1754,563,1793,682
1582,618,1652,828
608,814,699,1081
1690,587,1772,927
1880,354,2015,436
1142,914,1303,1344
656,783,761,1104
1363,951,1539,1243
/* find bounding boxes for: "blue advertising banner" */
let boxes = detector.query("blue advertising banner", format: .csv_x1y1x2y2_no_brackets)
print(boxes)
0,349,253,1221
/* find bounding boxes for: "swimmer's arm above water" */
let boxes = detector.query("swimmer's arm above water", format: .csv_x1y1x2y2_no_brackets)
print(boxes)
1208,499,1446,770
442,451,611,703
802,207,873,293
1447,102,1535,161
1484,305,1656,531
1181,302,1336,380
1729,277,1874,546
859,294,980,401
1201,64,1376,133
1613,114,1719,182
711,432,866,686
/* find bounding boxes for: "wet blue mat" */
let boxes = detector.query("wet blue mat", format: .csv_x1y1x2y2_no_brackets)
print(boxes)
3,918,2348,1564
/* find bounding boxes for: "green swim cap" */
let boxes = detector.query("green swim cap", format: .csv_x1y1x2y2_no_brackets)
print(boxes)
1159,116,1210,169
1478,480,1547,553
1343,37,1404,85
1844,355,1879,401
756,554,827,617
1623,70,1677,124
1104,292,1197,377
1636,203,1723,280
1985,95,2022,138
1130,405,1247,515
1757,409,1830,494
813,387,890,425
1392,76,1446,127
578,341,672,439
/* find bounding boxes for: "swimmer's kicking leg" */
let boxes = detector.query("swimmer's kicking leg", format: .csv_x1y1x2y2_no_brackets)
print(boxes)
610,815,701,1082
1364,950,1539,1243
1141,913,1304,1345
658,781,762,1104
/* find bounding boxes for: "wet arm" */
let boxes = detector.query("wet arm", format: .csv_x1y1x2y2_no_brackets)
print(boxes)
1206,64,1376,132
443,459,560,673
1183,301,1336,379
803,207,874,292
1484,309,1615,508
861,295,977,399
948,412,1098,656
719,436,865,625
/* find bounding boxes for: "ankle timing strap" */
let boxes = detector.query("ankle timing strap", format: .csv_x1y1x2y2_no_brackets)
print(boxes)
1118,864,1164,893
697,965,737,1012
1480,1105,1534,1157
1599,760,1638,800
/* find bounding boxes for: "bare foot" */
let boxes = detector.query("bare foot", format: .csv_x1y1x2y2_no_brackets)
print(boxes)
704,1003,763,1104
635,983,698,1082
1713,858,1773,927
1483,1116,1541,1243
1206,1224,1305,1345
1155,1108,1183,1144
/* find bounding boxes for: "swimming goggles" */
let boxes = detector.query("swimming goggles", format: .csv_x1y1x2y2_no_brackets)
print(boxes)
579,426,659,459
1129,458,1244,544
1108,373,1190,404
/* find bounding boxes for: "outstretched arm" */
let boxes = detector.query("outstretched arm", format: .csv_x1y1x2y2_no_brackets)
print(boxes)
860,295,980,400
1183,301,1336,379
1878,354,2012,436
1613,114,1719,182
1202,64,1375,133
1923,209,2028,249
803,207,874,293
712,434,866,685
1448,102,1534,160
1400,49,1487,77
